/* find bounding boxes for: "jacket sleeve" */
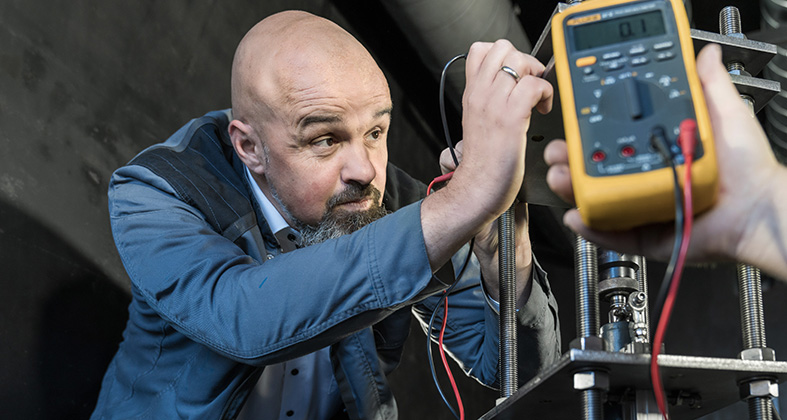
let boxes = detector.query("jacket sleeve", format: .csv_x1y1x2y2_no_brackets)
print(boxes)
109,164,449,366
411,247,561,388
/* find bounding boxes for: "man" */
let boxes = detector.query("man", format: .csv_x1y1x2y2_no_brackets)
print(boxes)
545,43,787,283
91,11,560,419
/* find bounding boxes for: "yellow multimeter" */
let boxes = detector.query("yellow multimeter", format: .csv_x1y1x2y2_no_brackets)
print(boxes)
552,0,718,230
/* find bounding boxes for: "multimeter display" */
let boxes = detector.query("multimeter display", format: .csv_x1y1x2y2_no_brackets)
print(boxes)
552,0,718,230
573,10,665,51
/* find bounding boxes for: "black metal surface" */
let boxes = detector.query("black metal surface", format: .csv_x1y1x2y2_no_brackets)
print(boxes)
481,349,787,420
519,5,572,208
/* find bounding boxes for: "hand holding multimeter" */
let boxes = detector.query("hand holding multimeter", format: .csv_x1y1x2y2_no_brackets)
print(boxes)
550,0,718,231
545,42,787,275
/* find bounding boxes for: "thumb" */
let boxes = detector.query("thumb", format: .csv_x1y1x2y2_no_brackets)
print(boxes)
696,43,749,121
439,141,463,175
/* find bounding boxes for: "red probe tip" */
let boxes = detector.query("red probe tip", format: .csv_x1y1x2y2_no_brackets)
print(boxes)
679,119,697,156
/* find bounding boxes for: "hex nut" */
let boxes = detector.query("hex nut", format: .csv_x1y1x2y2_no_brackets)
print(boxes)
739,379,779,399
724,33,746,40
739,347,777,361
574,371,610,391
570,336,604,351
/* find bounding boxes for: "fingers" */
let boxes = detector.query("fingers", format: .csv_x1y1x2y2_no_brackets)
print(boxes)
498,47,553,119
465,42,494,83
544,140,575,205
458,39,555,214
465,40,548,97
439,141,464,174
513,73,554,116
543,139,568,165
464,40,554,136
498,50,553,114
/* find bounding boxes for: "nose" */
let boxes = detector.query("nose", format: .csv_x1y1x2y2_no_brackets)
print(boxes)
340,141,377,186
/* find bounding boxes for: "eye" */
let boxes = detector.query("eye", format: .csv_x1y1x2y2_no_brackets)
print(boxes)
313,137,337,148
368,129,382,140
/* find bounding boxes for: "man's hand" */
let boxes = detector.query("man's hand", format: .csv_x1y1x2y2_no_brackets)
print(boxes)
440,141,534,308
422,40,553,275
544,43,787,281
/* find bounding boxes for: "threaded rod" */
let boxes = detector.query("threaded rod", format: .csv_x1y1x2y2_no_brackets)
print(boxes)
498,206,518,398
575,236,599,338
636,255,650,341
720,6,742,36
581,389,603,420
738,264,767,349
749,396,774,420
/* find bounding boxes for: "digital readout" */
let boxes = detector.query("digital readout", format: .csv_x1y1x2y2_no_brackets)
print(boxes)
573,10,666,51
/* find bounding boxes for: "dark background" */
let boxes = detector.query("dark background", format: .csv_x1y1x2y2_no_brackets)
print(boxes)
1,0,784,419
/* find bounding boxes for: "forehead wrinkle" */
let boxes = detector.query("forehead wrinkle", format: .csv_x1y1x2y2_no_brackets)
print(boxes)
278,84,345,131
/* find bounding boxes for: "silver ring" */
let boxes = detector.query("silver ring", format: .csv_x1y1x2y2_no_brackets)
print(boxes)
500,65,521,82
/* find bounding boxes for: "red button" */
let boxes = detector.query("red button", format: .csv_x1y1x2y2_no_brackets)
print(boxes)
591,150,606,162
621,146,636,157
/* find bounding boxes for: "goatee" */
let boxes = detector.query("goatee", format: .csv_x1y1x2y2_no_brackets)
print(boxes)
296,183,389,247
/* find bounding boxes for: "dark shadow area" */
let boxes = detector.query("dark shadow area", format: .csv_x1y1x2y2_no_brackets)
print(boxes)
0,199,129,419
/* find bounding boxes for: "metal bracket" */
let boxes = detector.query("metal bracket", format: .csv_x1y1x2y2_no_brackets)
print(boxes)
690,28,778,76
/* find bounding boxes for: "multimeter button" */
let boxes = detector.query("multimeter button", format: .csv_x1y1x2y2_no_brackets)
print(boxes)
591,151,607,162
631,57,650,67
602,51,622,60
576,56,597,67
605,62,624,71
628,45,647,55
583,67,594,75
620,146,636,158
669,89,684,99
653,41,674,51
656,51,675,61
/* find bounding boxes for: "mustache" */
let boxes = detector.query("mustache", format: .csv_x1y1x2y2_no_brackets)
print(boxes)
325,183,381,211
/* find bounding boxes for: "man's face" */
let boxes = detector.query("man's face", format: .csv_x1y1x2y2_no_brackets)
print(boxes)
253,62,392,241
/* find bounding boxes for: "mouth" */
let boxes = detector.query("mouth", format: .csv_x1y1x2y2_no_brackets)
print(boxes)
326,184,382,215
334,197,372,211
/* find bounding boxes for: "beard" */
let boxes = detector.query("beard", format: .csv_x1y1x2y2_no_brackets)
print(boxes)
270,182,389,247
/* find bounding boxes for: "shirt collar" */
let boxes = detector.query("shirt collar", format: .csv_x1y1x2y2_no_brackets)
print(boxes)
244,166,302,251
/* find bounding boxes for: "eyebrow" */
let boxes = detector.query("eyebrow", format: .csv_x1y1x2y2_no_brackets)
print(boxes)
297,106,393,131
299,114,341,129
375,106,393,119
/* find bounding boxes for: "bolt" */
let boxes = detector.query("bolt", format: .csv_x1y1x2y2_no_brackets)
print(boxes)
719,6,744,38
719,6,750,76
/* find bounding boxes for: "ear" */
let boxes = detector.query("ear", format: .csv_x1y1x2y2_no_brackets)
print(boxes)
229,119,266,175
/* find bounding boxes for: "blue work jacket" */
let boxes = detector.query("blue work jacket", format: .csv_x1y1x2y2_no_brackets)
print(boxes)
90,110,561,419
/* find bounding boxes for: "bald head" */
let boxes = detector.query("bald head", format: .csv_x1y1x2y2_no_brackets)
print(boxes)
231,11,388,123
